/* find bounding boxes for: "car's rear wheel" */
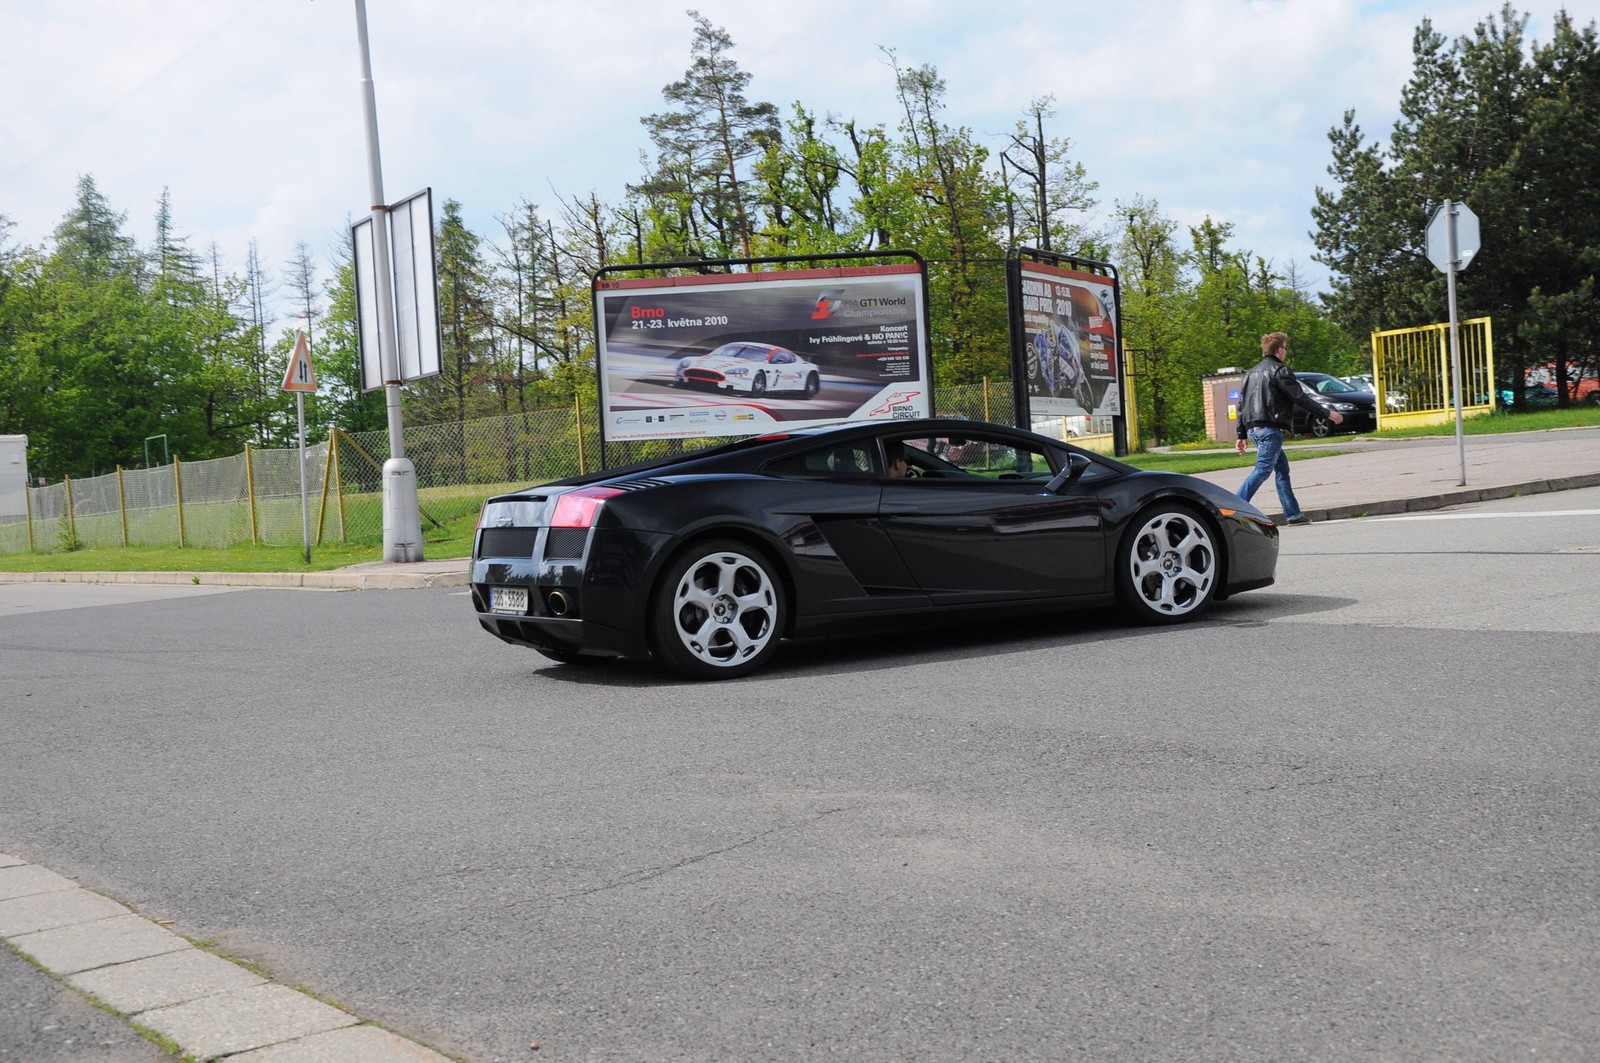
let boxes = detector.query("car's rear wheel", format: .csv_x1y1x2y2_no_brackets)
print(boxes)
1116,506,1218,624
650,540,785,679
803,372,819,398
751,373,767,396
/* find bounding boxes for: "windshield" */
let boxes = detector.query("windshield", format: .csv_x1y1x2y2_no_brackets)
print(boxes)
703,343,766,360
1305,374,1359,394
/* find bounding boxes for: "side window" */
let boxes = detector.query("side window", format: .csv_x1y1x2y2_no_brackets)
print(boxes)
940,435,1054,479
765,441,882,480
772,350,795,364
889,434,1057,482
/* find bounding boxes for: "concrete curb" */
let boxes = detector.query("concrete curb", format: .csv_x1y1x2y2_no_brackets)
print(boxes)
1262,471,1600,524
0,567,470,590
0,855,453,1063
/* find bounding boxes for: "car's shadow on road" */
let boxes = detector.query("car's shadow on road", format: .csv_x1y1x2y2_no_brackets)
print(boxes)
529,591,1359,687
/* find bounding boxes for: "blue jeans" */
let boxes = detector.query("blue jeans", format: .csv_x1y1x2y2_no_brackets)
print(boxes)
1238,427,1301,520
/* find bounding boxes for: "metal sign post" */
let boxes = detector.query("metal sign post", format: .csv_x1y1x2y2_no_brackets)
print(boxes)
282,331,319,564
1426,200,1481,486
352,0,423,562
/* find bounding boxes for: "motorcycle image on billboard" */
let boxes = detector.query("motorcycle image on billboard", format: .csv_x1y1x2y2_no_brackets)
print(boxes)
593,265,932,443
1017,261,1121,418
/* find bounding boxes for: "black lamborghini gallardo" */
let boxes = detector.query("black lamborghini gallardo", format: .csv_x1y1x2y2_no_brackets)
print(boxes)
470,419,1279,678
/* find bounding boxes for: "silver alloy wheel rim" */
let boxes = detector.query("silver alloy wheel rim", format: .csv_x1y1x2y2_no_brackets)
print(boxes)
673,550,777,667
1129,512,1215,616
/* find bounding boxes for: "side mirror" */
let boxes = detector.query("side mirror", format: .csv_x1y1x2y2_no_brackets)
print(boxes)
1046,452,1093,494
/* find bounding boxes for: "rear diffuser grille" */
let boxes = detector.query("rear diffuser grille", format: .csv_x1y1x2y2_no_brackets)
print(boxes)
544,527,589,558
478,528,538,558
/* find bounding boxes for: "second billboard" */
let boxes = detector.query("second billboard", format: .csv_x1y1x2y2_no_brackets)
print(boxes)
1013,259,1122,418
593,263,932,443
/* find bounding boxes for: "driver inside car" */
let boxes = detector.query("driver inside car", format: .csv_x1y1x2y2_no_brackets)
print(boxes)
883,440,910,478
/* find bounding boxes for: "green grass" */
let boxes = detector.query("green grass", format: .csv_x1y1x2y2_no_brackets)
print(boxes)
1146,404,1600,452
1123,448,1351,475
0,507,481,572
1372,404,1600,438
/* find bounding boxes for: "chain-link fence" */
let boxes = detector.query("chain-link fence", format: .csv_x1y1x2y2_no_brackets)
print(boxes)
0,378,1139,557
0,443,330,556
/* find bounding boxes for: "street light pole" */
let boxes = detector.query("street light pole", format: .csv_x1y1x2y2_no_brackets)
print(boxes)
353,0,423,561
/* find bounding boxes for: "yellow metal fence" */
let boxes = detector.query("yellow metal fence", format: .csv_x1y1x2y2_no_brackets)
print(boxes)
1371,317,1495,430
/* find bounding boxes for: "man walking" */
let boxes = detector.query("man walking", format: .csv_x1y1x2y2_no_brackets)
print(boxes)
1235,332,1341,525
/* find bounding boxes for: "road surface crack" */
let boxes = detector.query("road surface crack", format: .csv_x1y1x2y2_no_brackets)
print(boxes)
545,807,847,902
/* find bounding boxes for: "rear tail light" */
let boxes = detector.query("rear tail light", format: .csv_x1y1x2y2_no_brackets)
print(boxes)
551,486,623,529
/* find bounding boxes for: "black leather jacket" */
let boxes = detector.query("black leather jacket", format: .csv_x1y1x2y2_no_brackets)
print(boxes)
1236,356,1326,438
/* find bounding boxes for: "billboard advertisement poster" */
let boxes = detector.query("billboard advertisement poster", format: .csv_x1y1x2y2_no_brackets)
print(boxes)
594,264,932,443
1016,260,1121,417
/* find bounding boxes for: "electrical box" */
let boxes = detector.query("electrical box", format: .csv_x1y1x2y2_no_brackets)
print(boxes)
1200,371,1246,443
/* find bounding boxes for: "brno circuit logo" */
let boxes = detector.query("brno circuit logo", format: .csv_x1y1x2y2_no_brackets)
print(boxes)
811,289,845,320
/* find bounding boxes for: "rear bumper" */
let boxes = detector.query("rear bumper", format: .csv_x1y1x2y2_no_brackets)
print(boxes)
475,610,649,657
470,526,674,658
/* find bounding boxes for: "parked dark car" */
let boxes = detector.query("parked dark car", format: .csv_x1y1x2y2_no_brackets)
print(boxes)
469,419,1280,679
1292,373,1378,437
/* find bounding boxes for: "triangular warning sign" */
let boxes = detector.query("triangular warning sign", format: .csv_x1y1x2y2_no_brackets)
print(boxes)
281,330,318,393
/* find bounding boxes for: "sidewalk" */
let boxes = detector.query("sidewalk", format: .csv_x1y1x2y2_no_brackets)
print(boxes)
0,556,470,590
1195,426,1600,521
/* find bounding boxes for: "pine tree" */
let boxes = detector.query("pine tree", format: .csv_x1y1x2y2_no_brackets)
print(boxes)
640,11,778,262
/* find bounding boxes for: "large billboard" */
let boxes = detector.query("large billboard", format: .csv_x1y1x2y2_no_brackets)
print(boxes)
593,263,932,443
1011,259,1122,418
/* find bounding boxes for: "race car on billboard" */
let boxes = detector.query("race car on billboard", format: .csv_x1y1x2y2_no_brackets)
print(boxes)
1034,325,1094,411
673,342,822,399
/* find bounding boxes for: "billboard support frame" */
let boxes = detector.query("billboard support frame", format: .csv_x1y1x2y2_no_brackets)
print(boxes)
591,250,934,470
1005,247,1128,457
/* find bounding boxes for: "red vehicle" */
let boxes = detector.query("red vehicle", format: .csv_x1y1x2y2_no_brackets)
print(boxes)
1525,364,1600,405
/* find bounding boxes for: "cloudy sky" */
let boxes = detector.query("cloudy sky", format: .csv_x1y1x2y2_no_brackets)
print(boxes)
4,0,1595,310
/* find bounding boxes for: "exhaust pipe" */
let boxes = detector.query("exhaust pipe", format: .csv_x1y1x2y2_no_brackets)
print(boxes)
546,590,571,617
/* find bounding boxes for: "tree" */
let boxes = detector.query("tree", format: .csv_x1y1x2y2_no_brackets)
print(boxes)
640,11,778,262
1001,96,1100,254
1116,196,1189,446
52,175,136,280
317,227,386,435
883,53,1009,382
1313,5,1600,405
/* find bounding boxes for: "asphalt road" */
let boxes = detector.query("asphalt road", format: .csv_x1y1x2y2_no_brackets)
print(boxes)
3,488,1598,1062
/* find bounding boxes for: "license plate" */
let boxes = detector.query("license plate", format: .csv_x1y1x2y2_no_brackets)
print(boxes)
489,587,529,615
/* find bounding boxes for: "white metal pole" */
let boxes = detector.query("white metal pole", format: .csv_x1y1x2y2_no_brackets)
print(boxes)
354,0,423,561
297,391,310,564
1444,199,1467,486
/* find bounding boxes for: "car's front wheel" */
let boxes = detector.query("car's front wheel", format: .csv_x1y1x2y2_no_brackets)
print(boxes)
1310,417,1333,437
1116,506,1219,624
751,373,767,396
803,372,819,398
650,540,786,679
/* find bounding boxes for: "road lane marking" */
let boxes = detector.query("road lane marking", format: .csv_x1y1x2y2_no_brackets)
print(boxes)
1362,509,1600,522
